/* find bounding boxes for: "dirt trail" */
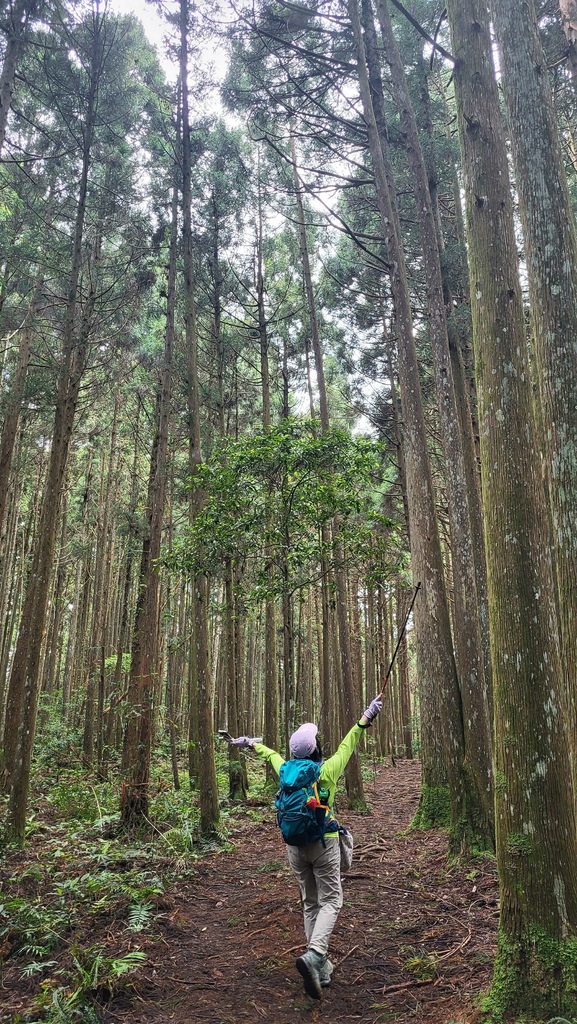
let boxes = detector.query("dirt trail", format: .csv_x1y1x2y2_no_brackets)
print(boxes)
120,760,498,1024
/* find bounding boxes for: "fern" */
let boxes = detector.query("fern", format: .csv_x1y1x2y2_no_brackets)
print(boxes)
160,824,196,853
49,986,102,1024
18,942,52,957
69,944,147,993
126,902,152,932
20,958,57,978
109,950,147,977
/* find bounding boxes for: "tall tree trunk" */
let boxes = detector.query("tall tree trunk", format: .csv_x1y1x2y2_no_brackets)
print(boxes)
347,0,464,842
61,458,92,723
120,173,175,825
291,134,362,797
334,528,366,807
490,0,577,766
225,559,247,799
446,0,577,1011
0,468,23,732
256,192,279,760
2,23,101,833
373,0,493,849
166,574,181,792
40,504,68,701
106,398,141,752
121,163,176,819
282,578,294,752
180,0,219,834
414,52,492,724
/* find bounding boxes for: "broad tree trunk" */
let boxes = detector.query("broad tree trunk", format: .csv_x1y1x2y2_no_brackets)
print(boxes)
414,48,493,723
446,0,577,1012
490,0,577,767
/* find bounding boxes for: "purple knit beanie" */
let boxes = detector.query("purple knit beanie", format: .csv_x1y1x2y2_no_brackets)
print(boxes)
289,722,318,758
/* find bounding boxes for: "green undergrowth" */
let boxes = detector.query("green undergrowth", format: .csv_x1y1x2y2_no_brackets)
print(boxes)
0,733,260,1024
0,713,395,1022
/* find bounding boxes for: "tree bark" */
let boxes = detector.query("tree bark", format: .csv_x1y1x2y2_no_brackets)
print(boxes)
373,0,493,848
121,173,175,825
0,280,43,542
180,0,219,834
3,18,102,833
256,188,279,760
490,0,577,767
446,0,577,1011
347,0,464,839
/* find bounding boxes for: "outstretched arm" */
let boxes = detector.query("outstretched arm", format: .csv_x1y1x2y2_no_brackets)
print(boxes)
252,741,284,778
224,734,285,778
322,697,383,785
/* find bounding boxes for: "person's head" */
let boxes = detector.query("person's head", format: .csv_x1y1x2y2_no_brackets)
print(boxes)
289,722,323,762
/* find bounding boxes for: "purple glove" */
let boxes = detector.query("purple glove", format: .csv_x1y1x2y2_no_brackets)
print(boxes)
363,697,383,722
229,736,256,748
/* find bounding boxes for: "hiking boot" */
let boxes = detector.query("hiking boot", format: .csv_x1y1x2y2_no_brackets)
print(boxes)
319,958,334,987
296,949,324,1000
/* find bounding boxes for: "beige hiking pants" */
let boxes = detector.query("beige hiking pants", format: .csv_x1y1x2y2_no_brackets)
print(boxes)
286,836,343,956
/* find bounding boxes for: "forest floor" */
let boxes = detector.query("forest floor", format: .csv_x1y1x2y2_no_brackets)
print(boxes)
1,759,499,1024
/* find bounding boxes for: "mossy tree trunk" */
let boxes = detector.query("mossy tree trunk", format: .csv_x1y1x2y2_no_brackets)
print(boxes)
446,0,577,1014
490,0,577,768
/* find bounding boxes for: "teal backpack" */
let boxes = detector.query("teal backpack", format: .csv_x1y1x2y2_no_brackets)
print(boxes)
275,759,334,846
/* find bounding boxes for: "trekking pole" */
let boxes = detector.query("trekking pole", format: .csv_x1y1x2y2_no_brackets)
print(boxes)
379,582,421,698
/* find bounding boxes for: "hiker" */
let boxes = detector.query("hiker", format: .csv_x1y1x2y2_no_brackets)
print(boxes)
229,695,383,1000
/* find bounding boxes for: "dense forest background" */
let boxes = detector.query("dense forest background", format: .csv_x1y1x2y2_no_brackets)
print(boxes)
1,0,577,1020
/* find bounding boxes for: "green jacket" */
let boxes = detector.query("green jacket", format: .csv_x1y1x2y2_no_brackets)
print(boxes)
253,723,365,838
